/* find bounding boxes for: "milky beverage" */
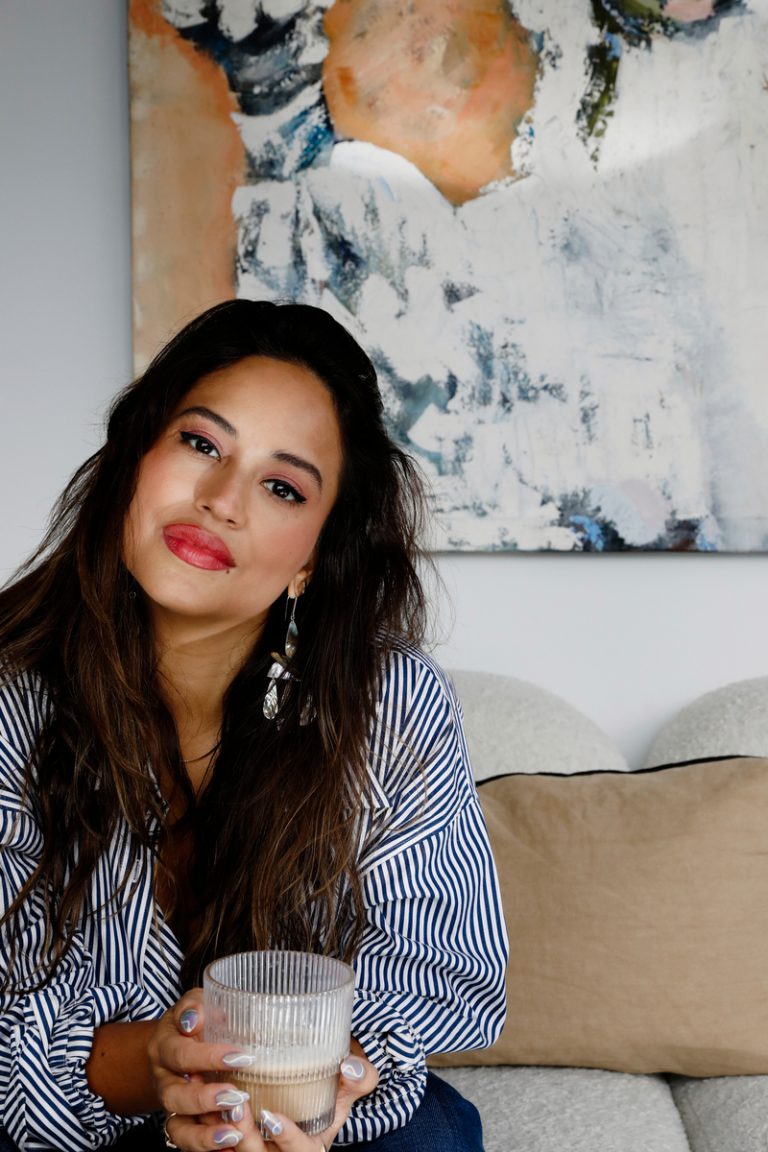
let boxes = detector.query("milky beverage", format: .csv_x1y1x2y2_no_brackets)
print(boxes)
230,1058,339,1136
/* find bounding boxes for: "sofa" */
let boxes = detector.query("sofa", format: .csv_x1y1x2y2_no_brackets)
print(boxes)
432,670,768,1152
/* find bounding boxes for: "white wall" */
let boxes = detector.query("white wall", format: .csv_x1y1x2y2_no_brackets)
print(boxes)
2,0,767,768
0,2,132,565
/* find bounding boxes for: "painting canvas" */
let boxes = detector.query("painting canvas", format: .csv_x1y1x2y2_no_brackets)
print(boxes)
129,0,768,552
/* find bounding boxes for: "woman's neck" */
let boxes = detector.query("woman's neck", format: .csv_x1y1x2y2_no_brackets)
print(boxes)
151,614,261,784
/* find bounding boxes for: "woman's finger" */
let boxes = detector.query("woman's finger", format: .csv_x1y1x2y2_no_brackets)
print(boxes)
152,1003,260,1086
160,1081,253,1121
336,1053,378,1109
325,1052,379,1134
164,1109,255,1151
255,1110,325,1151
152,990,204,1038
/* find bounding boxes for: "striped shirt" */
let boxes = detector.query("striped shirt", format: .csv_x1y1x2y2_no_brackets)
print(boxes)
0,643,508,1149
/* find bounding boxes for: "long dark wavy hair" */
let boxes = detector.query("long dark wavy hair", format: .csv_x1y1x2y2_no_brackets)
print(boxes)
0,300,429,990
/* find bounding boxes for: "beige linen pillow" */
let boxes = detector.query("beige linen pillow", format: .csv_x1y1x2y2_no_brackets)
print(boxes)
431,757,768,1076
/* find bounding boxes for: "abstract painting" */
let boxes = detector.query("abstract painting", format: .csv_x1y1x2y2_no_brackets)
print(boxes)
129,0,768,551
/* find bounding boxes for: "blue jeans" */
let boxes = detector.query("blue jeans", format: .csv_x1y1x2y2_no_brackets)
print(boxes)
352,1073,484,1150
0,1073,484,1151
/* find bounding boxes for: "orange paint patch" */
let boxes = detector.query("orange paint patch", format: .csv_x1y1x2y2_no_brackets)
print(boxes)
663,0,716,20
322,0,539,205
129,0,246,371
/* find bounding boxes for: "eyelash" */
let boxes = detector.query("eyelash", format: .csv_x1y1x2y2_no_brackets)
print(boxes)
264,479,306,505
180,430,220,459
179,431,306,505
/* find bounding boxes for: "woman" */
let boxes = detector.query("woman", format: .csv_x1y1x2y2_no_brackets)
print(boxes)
0,301,507,1151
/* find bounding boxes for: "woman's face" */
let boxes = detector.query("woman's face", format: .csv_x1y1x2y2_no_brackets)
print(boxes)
123,355,343,643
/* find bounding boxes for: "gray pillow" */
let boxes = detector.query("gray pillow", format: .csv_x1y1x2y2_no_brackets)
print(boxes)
437,1067,691,1152
448,669,627,780
668,1074,768,1152
645,677,768,767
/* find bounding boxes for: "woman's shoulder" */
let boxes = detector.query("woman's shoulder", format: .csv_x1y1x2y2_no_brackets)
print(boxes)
366,638,470,808
376,637,459,711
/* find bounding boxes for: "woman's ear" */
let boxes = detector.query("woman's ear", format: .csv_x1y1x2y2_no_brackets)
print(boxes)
288,568,312,599
288,547,317,599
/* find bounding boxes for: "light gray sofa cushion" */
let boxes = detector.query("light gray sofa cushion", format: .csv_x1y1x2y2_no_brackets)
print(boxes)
436,1067,690,1152
668,1075,768,1152
448,669,627,779
645,677,768,767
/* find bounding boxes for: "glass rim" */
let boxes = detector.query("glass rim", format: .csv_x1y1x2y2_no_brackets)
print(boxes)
203,949,355,999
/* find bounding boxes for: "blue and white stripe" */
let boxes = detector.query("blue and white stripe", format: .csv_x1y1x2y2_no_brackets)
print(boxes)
0,647,508,1149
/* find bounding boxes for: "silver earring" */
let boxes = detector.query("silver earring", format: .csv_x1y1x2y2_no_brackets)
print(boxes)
285,595,299,661
263,596,301,723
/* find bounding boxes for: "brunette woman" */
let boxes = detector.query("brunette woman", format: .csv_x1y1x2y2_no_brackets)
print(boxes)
0,301,507,1152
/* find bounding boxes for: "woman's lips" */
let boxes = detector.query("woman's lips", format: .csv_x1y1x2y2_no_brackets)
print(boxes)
162,524,235,571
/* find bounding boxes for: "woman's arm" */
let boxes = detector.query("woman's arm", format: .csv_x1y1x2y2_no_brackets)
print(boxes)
0,673,180,1149
85,1021,159,1114
84,1024,372,1118
336,648,508,1145
0,835,171,1148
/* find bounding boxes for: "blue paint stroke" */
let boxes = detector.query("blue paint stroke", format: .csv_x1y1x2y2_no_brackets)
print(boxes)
569,515,607,551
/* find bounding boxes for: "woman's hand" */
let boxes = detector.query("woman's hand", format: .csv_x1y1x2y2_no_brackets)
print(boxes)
149,991,379,1151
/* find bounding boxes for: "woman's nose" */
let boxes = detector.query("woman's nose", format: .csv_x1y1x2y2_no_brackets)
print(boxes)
195,462,247,525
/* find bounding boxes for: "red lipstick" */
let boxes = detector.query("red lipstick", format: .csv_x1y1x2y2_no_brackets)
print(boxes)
162,524,235,571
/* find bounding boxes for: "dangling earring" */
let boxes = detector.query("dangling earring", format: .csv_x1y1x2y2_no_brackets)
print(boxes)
285,594,299,662
263,597,296,721
264,590,308,723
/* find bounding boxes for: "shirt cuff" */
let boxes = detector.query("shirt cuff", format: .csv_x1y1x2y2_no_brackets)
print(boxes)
334,991,428,1144
7,981,162,1149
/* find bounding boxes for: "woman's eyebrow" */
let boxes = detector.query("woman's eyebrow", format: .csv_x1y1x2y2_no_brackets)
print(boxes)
177,405,237,436
273,451,323,490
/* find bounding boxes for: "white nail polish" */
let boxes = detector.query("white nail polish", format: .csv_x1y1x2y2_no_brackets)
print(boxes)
222,1052,257,1068
260,1108,283,1136
215,1089,250,1107
214,1130,243,1148
222,1104,245,1124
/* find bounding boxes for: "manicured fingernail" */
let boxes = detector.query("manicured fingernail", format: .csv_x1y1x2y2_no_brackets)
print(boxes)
222,1052,257,1068
260,1109,283,1136
215,1090,249,1107
179,1008,198,1033
214,1129,243,1148
221,1104,245,1124
341,1056,365,1080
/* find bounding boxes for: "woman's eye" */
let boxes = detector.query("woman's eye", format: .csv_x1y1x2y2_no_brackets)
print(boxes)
180,431,220,459
263,479,306,504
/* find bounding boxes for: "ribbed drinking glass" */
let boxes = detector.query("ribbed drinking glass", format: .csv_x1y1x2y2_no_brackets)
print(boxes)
204,950,355,1139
